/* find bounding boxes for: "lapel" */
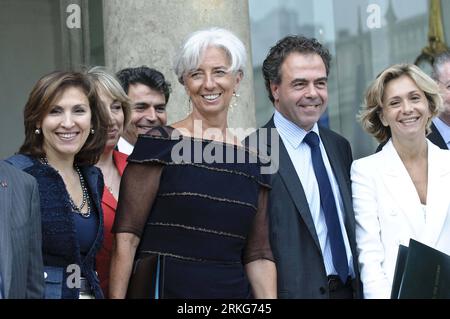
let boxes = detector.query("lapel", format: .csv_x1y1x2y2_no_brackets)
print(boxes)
264,118,322,251
421,141,450,246
82,166,101,212
102,188,117,210
80,166,104,264
318,128,354,233
113,150,128,175
0,166,13,298
102,150,127,210
428,122,448,150
379,140,425,235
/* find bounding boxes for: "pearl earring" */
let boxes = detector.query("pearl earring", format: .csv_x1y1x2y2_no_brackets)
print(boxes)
34,128,41,135
186,98,192,116
230,92,240,109
90,128,95,134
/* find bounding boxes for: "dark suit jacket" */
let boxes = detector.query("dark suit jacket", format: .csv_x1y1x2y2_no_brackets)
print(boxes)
0,160,44,298
376,122,448,152
246,118,361,298
427,122,448,149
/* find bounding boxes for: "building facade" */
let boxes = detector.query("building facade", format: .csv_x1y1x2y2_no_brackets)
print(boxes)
1,0,449,158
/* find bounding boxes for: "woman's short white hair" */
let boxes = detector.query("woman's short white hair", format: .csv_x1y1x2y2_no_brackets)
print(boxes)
173,27,247,84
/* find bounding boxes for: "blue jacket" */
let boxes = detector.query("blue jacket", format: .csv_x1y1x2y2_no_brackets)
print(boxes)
6,154,105,299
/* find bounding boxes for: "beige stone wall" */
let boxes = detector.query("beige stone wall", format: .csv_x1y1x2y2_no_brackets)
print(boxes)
103,0,256,131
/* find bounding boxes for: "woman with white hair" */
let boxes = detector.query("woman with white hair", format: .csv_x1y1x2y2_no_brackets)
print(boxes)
109,27,277,299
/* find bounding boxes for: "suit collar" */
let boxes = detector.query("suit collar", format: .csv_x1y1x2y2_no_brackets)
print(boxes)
113,150,128,175
263,117,356,253
431,118,450,148
273,110,319,149
101,151,128,210
426,122,447,149
380,139,450,242
77,165,104,266
319,129,355,235
380,138,450,176
262,116,275,148
80,165,102,218
379,140,426,234
262,117,322,250
102,187,117,210
275,135,322,250
380,140,415,177
421,140,450,246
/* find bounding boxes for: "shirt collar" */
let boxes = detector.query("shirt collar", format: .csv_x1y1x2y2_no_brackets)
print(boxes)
273,110,320,149
432,117,450,144
117,137,134,155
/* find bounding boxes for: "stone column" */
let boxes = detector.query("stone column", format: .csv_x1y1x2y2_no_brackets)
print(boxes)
103,0,256,132
441,0,450,44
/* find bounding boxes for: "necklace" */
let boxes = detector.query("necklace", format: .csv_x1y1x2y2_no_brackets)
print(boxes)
101,161,117,197
40,157,91,218
70,166,91,218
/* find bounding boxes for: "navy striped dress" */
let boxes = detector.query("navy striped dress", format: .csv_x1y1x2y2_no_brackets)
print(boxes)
113,126,273,299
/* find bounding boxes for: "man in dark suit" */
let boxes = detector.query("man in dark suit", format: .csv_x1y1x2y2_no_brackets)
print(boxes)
430,50,450,149
0,160,44,298
426,122,447,149
247,36,361,298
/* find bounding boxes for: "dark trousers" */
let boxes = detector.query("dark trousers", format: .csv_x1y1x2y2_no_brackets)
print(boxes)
328,275,355,299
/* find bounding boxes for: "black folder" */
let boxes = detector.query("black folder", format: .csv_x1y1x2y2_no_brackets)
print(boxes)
391,239,450,299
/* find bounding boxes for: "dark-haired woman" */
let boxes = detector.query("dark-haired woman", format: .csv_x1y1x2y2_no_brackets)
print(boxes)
6,71,110,299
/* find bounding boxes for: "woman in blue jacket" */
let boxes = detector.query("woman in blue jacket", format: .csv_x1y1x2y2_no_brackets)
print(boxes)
7,71,110,299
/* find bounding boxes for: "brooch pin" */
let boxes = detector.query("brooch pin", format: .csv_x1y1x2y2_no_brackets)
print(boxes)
1,180,7,188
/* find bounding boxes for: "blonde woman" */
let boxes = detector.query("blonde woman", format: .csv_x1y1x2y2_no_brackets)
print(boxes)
87,67,131,297
352,64,450,298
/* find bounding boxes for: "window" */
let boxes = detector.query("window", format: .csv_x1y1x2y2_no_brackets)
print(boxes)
0,0,103,158
249,0,434,158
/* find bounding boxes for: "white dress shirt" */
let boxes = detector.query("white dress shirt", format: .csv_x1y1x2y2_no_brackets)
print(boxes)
117,137,134,155
274,110,355,278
